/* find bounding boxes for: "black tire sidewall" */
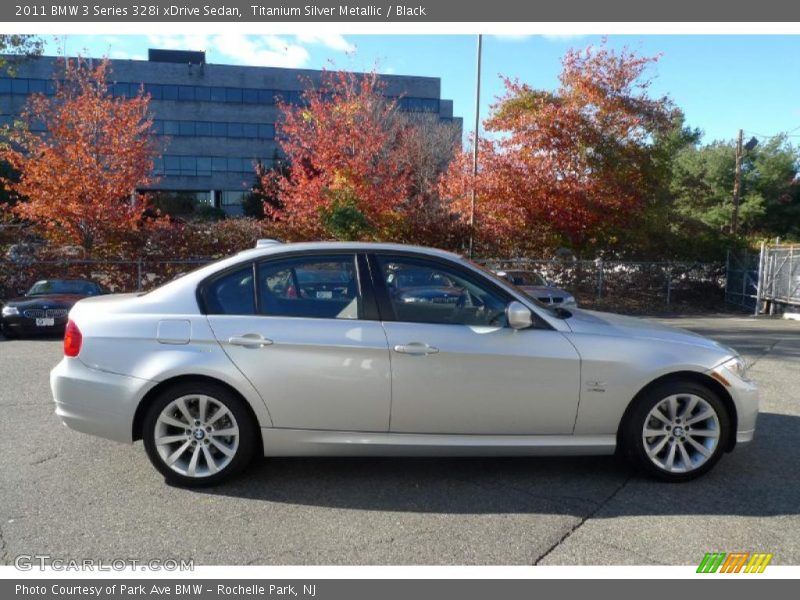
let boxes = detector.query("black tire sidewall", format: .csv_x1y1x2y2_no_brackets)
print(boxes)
624,381,731,482
142,381,258,487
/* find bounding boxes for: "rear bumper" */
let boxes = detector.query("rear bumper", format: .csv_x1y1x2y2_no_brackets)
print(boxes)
50,357,155,443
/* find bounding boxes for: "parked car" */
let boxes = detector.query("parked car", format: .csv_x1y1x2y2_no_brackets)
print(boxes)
50,242,758,486
1,279,103,338
496,269,577,307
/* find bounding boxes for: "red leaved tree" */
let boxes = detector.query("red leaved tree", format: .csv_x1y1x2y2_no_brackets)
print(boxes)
269,70,427,241
0,57,159,255
440,43,678,256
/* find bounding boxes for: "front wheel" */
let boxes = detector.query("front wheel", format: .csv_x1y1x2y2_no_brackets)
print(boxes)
142,382,258,487
622,381,731,482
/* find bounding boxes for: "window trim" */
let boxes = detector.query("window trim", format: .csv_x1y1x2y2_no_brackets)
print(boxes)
196,251,380,321
366,251,552,329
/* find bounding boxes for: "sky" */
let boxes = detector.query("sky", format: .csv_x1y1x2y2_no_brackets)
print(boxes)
43,34,800,146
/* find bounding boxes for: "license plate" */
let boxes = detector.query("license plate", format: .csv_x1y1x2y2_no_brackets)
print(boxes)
35,317,55,327
316,291,333,299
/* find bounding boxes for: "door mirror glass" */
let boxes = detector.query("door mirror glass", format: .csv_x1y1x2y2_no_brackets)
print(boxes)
506,301,533,330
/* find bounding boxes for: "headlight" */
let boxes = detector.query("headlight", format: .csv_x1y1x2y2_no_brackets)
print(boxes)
720,356,750,381
1,305,19,317
562,295,577,307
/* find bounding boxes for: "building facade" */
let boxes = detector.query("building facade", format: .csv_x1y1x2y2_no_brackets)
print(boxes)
0,49,462,215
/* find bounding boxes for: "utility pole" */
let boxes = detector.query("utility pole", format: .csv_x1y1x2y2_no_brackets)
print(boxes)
731,128,744,236
468,34,482,259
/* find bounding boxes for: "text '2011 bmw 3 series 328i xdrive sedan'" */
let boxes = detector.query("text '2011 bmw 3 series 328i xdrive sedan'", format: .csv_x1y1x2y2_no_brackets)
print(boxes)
51,241,758,486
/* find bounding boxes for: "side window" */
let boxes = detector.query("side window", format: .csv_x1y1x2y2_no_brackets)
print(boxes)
204,266,255,315
377,256,508,327
257,256,361,320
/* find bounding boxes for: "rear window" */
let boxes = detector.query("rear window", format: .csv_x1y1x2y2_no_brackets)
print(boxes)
204,266,256,315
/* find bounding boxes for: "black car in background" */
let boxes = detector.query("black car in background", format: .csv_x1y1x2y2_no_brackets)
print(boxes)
1,279,103,338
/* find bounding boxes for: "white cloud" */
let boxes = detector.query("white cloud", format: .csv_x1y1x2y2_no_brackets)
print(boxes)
540,34,588,42
295,33,356,54
144,34,354,69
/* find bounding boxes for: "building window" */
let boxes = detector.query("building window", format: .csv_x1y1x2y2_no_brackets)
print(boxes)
221,190,247,207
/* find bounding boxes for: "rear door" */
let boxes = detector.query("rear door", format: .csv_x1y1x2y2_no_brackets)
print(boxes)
203,253,392,432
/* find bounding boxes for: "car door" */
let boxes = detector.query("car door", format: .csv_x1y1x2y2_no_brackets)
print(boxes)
203,253,392,432
372,254,581,435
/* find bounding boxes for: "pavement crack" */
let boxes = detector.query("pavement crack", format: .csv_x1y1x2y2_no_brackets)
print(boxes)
30,453,59,466
533,474,632,565
747,339,782,368
0,521,9,565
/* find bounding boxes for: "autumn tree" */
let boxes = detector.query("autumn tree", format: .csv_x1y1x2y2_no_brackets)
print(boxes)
440,43,678,256
268,70,460,243
0,57,159,255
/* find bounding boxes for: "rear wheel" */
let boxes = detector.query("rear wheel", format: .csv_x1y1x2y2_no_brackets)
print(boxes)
622,381,731,482
143,382,258,487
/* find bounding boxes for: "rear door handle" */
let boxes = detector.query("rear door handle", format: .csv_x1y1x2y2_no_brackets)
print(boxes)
393,342,439,356
228,334,273,348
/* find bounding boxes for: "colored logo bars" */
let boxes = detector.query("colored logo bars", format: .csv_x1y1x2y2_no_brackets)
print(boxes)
697,552,773,573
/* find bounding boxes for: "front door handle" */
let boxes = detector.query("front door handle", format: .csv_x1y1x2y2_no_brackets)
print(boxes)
228,334,273,348
393,342,439,356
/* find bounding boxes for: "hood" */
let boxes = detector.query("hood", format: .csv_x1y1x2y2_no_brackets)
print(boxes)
565,309,735,355
519,285,570,297
5,294,88,308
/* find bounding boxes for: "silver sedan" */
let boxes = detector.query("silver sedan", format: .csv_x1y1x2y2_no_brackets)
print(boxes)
51,242,758,486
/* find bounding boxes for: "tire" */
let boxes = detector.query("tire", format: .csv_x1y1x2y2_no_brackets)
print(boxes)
142,381,258,487
621,381,731,482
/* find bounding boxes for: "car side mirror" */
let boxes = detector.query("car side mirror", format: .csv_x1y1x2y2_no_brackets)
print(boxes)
506,301,533,330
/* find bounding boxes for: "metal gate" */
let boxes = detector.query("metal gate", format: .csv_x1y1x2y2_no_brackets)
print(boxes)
725,249,760,312
755,243,800,314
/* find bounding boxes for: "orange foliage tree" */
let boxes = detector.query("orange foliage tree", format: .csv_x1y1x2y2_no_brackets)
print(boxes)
267,70,461,244
440,43,678,256
0,57,159,255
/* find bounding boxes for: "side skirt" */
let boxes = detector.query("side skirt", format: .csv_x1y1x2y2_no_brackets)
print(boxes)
261,429,616,457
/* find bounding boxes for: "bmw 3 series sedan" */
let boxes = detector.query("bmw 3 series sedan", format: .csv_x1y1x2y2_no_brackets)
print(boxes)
51,242,758,486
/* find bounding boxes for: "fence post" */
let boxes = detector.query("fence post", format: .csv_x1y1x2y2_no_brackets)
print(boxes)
595,257,604,301
754,241,766,316
665,266,672,310
136,258,143,292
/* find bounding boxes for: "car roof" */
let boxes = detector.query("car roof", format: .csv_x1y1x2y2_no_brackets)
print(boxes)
234,241,463,261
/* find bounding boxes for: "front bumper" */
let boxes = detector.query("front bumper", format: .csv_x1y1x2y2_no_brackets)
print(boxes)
2,315,67,336
50,357,155,443
710,364,759,448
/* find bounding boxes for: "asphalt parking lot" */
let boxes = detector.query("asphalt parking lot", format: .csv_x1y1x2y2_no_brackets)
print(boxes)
1,314,799,566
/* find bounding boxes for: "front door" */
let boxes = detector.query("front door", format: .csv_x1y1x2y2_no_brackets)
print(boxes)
373,254,581,435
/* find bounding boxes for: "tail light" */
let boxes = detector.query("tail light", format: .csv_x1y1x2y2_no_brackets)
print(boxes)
64,319,82,357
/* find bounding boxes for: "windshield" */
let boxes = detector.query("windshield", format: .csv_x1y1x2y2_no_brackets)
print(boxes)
27,280,101,296
464,260,572,318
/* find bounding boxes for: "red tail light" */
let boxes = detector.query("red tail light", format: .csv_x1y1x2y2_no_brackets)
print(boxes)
64,319,82,357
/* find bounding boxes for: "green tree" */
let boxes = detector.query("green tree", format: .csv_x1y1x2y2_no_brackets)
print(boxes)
0,35,44,75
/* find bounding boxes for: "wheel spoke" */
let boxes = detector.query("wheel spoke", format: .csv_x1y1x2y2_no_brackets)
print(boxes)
202,446,219,474
667,396,679,421
198,396,208,423
688,429,719,438
686,437,712,457
211,427,239,438
650,407,671,425
209,438,236,457
166,440,192,465
156,434,187,445
681,396,700,419
176,398,194,424
664,441,677,469
648,435,670,456
685,410,713,426
677,442,693,470
187,445,201,476
158,414,189,429
207,406,230,426
644,428,668,438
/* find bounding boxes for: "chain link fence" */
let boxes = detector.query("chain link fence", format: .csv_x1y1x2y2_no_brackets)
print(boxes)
483,258,726,314
1,256,727,314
